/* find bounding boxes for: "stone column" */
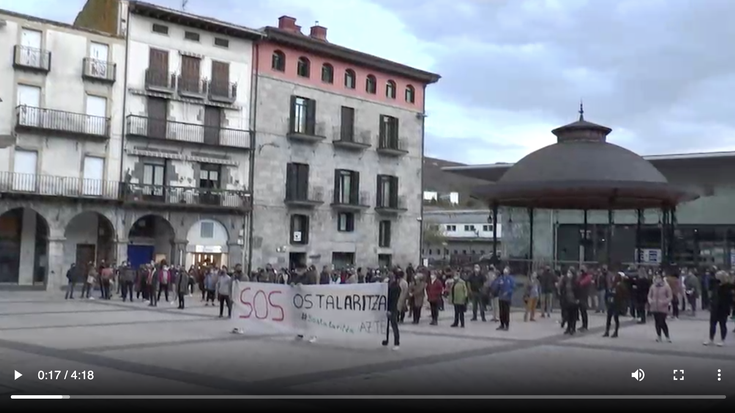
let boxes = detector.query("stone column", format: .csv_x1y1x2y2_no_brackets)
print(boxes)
116,239,129,265
173,240,188,267
18,208,38,286
46,236,66,292
228,241,245,267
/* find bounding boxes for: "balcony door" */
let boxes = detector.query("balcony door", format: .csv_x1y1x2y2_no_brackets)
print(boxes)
142,163,165,201
82,156,104,196
203,106,221,145
17,84,41,127
89,42,109,78
148,48,169,87
85,95,107,136
211,61,230,96
199,164,221,205
13,150,37,192
146,97,167,139
180,55,201,93
20,29,42,67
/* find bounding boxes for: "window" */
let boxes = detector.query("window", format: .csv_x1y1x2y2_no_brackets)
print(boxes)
405,85,415,103
82,156,104,195
12,149,37,191
340,106,354,141
321,63,334,83
365,74,377,94
453,250,458,255
142,162,165,197
446,225,456,231
214,37,229,48
463,250,467,255
379,220,391,248
334,169,359,204
184,31,200,42
297,57,310,78
482,225,491,232
376,175,398,208
337,212,355,232
428,249,432,256
286,163,310,201
386,80,396,99
199,164,220,189
271,50,285,71
152,23,169,34
200,222,214,238
344,69,356,89
289,96,316,135
290,214,309,245
379,115,399,148
464,225,476,231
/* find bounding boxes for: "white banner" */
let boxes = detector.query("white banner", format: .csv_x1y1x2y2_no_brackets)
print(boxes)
232,282,389,338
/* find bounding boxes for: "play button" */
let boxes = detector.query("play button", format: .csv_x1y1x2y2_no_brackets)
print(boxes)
14,370,22,380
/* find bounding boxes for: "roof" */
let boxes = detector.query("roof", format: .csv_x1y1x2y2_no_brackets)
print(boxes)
264,27,440,84
442,150,735,182
0,7,122,39
128,1,264,40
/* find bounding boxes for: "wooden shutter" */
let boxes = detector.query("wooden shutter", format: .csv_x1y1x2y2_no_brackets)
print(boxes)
351,171,360,204
286,163,298,200
378,116,386,145
289,215,296,244
305,99,316,135
340,106,354,141
390,117,399,146
346,213,354,232
389,176,398,207
303,215,310,244
289,96,297,133
385,221,391,247
376,174,384,207
297,164,309,200
211,61,229,84
333,169,340,203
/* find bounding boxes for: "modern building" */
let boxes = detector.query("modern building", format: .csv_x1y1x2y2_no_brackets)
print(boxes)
422,209,502,266
0,9,126,288
444,138,735,269
75,0,262,270
249,16,440,270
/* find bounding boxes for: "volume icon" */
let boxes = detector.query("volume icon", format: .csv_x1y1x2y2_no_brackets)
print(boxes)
631,369,645,382
718,369,721,382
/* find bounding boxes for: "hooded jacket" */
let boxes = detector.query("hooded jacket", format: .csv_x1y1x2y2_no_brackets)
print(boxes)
647,278,672,313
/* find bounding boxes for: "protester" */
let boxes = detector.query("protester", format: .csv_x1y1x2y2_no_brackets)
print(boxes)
524,272,540,322
560,268,579,335
539,265,556,318
450,270,468,328
577,267,593,331
120,261,136,302
426,271,443,325
216,269,232,318
177,266,189,309
603,272,628,338
292,264,319,343
666,271,681,319
635,268,651,324
409,274,426,324
65,263,79,300
204,267,217,306
684,270,701,317
704,271,734,347
491,267,515,331
648,272,673,342
468,264,487,322
382,270,406,350
83,262,97,300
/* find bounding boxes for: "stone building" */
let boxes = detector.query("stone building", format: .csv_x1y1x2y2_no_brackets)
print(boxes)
75,0,261,271
249,16,440,270
0,9,126,288
422,209,502,266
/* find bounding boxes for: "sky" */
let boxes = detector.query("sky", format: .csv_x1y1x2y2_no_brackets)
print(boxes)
3,0,735,164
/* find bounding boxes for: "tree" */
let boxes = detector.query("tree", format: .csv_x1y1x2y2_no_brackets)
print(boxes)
422,221,446,247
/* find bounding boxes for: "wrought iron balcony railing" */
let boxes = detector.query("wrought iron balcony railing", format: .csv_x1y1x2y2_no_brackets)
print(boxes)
15,105,110,139
13,45,51,73
126,115,249,149
376,195,408,213
82,58,116,83
0,172,121,200
208,80,237,103
123,183,251,210
144,68,176,92
332,127,371,150
377,136,409,156
177,75,207,99
284,185,324,208
330,190,370,211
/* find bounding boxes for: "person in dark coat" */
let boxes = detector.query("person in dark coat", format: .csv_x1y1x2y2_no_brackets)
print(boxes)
120,261,136,302
577,267,593,331
704,271,734,346
603,272,628,338
65,263,80,299
539,266,556,318
291,266,318,343
560,268,580,335
468,264,487,322
383,270,407,350
635,268,652,324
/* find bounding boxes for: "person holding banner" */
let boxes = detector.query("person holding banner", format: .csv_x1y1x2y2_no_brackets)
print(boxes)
292,266,319,343
383,270,408,350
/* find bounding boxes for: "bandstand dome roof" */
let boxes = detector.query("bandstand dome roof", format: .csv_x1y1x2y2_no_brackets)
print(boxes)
472,107,699,210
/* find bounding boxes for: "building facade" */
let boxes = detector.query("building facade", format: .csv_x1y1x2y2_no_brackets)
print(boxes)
250,16,439,270
423,209,502,266
75,0,262,272
0,9,126,287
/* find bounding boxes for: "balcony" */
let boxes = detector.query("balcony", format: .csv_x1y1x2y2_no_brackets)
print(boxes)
13,45,51,73
332,127,371,151
284,185,324,208
144,69,176,93
0,172,121,201
177,75,207,99
287,120,327,143
208,80,237,104
15,106,110,139
377,136,409,157
82,58,116,84
330,190,370,212
375,195,408,214
123,183,251,211
126,115,250,149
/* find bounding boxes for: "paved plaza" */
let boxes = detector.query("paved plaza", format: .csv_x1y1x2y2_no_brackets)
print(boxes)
0,289,733,401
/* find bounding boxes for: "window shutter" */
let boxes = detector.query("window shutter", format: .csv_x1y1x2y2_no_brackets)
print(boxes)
378,116,386,145
347,213,354,232
289,96,296,133
306,99,316,135
389,176,398,207
390,117,399,146
303,216,310,244
289,215,296,244
386,221,392,247
351,171,360,204
340,106,354,141
286,163,297,200
376,175,383,207
333,169,340,204
297,164,309,200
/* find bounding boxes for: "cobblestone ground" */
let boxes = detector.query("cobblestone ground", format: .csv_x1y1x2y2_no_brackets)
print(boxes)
0,290,733,400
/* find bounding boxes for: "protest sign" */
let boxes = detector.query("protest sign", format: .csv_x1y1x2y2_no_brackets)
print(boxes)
232,282,389,337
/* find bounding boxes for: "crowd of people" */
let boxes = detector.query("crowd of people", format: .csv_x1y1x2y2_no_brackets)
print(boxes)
62,260,735,348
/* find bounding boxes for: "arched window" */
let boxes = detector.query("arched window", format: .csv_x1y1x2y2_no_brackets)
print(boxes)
297,57,310,78
344,69,356,89
405,85,415,103
385,80,396,99
271,50,285,72
321,63,334,83
365,74,377,94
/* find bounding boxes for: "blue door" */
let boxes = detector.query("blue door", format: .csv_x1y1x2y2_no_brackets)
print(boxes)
127,245,154,269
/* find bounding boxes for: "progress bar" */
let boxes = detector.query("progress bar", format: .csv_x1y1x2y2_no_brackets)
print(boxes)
10,395,728,400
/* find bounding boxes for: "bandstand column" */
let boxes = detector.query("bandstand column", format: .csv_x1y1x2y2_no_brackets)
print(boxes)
582,210,588,263
661,208,670,266
528,207,535,273
668,206,677,266
607,209,614,265
492,203,499,263
635,209,643,264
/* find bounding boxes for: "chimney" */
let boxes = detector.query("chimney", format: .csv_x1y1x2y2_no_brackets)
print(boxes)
277,15,297,31
309,25,327,41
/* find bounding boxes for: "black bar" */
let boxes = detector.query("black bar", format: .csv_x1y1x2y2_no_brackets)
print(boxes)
635,209,642,264
528,207,534,273
492,203,498,264
607,209,614,265
582,210,588,262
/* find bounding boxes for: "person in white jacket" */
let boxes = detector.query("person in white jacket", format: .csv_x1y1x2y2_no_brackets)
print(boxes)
215,271,232,318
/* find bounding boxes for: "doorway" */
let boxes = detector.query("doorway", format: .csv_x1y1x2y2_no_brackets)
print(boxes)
289,252,306,270
75,244,96,274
